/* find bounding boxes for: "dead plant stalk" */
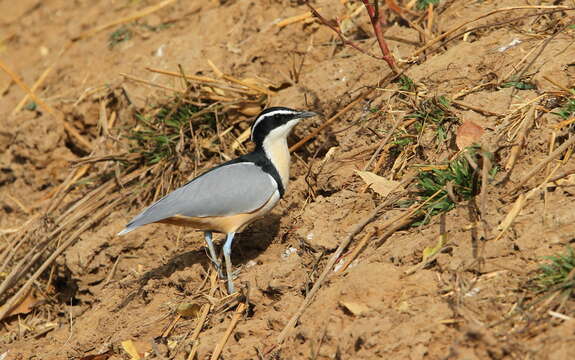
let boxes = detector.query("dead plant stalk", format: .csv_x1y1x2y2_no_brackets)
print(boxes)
0,198,122,320
290,71,401,152
510,135,575,194
411,5,573,58
73,0,179,40
360,0,399,72
210,303,246,360
274,180,414,345
304,0,398,72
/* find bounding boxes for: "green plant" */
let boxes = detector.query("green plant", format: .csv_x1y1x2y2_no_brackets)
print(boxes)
24,101,37,111
536,247,575,295
108,26,133,49
501,80,537,90
393,136,415,147
128,99,214,165
552,96,575,120
139,22,172,32
391,128,416,148
416,0,440,10
406,95,457,144
501,74,537,90
398,75,416,92
414,147,481,223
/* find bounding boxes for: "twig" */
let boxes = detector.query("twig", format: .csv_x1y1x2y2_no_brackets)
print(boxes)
542,75,574,94
504,105,536,171
509,135,575,194
290,93,367,152
479,151,492,239
45,164,90,214
549,310,573,321
210,303,246,360
360,0,399,72
276,196,394,344
404,243,448,276
495,163,561,241
276,9,318,28
290,71,400,152
0,167,144,300
362,114,402,171
104,255,122,286
11,66,53,115
375,184,445,248
492,94,547,145
305,2,389,64
145,67,222,84
145,67,261,96
0,236,51,296
507,19,571,85
121,73,186,94
0,198,122,320
426,3,434,39
11,42,73,116
162,314,181,338
335,228,376,273
0,223,36,273
0,59,58,116
548,169,575,184
385,0,426,37
221,74,273,96
0,59,93,152
451,100,504,117
453,81,498,100
386,0,418,16
410,6,573,58
73,0,179,40
187,304,210,360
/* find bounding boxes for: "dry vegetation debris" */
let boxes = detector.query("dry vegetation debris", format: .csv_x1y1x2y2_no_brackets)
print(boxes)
1,0,575,359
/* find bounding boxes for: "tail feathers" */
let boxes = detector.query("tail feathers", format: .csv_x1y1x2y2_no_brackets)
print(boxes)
117,225,137,236
117,199,173,236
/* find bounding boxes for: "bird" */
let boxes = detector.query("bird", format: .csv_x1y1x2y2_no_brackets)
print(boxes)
117,107,317,293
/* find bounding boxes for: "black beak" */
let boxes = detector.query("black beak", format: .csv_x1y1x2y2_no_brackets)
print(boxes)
298,111,317,118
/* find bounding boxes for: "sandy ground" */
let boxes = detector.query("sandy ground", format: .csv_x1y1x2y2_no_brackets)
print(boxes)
1,0,575,359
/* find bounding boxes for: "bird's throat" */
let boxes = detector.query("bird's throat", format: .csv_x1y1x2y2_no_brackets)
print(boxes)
263,137,290,189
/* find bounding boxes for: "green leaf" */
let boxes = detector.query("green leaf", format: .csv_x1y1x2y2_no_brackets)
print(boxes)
416,0,440,10
501,81,536,90
422,234,446,262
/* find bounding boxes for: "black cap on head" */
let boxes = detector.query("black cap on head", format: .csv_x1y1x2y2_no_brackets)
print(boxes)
250,107,316,147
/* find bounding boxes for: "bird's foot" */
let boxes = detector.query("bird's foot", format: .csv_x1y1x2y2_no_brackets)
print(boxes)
206,255,225,278
218,268,239,281
220,269,240,294
227,278,236,294
215,265,225,280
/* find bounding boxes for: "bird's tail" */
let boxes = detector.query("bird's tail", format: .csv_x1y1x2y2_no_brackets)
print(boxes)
117,224,137,236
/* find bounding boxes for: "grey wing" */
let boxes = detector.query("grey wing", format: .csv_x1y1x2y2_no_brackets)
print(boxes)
119,163,277,234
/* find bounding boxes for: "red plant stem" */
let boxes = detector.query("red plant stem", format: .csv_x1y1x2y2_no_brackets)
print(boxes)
306,3,381,60
361,0,398,72
304,0,398,73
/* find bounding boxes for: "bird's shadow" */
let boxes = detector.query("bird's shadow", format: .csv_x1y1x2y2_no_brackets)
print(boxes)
115,214,281,310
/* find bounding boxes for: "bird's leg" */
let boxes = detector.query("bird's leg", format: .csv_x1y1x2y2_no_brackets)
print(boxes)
203,231,224,278
223,232,236,294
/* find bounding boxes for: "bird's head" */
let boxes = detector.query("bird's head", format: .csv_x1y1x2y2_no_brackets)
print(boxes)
250,107,317,148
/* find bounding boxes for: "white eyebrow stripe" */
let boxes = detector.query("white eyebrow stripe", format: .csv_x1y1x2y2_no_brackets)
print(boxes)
251,109,299,140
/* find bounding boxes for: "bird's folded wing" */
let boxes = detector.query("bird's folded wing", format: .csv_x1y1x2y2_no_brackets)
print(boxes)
122,162,277,232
